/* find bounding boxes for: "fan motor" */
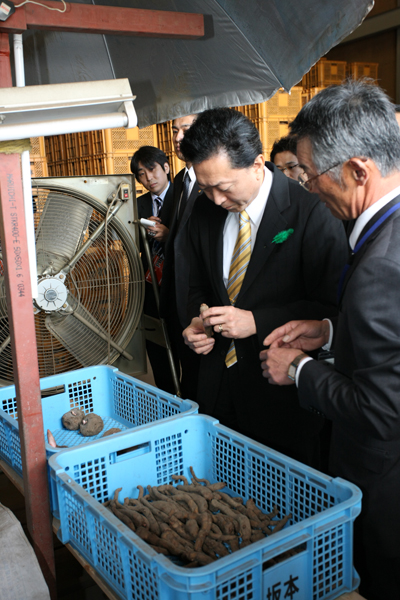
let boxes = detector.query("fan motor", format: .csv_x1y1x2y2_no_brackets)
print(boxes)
35,275,68,312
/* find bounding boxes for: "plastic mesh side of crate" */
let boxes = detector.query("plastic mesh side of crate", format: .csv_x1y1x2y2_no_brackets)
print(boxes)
1,394,17,418
127,550,159,600
209,432,337,519
215,564,261,600
67,377,94,413
0,417,22,474
72,455,109,504
312,521,352,598
93,516,126,596
112,377,185,426
61,484,93,558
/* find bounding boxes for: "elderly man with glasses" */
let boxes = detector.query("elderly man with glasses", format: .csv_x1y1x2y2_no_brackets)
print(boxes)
261,79,400,600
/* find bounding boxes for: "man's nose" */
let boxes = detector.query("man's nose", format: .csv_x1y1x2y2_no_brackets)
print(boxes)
209,190,226,206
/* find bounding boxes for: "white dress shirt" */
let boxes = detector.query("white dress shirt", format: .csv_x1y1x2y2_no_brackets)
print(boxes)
223,166,273,285
151,181,170,216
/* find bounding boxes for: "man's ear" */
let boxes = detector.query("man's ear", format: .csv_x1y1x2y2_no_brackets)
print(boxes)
348,157,370,185
253,154,265,178
164,162,170,175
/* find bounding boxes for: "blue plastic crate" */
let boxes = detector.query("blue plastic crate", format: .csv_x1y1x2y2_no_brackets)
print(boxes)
49,414,362,600
0,365,198,480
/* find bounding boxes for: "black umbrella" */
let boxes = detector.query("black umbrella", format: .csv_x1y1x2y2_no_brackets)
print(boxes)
20,0,373,127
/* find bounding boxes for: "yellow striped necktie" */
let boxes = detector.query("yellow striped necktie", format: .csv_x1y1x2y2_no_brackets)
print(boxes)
225,210,251,367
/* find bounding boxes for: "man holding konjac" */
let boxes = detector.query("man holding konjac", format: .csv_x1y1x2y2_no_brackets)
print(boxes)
180,107,348,469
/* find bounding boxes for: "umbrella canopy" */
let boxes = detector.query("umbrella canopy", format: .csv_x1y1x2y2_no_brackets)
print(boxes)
20,0,373,127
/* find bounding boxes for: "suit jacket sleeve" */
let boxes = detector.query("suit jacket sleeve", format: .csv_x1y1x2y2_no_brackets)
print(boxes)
298,252,400,441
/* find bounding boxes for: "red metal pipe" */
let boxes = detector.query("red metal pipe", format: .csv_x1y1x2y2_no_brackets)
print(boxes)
0,112,56,600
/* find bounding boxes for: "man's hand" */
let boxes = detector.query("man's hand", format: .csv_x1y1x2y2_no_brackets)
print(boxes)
263,319,330,351
147,216,169,242
259,347,306,385
200,305,256,339
183,317,215,355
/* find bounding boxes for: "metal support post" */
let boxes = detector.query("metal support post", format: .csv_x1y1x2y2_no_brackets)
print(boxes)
0,154,57,597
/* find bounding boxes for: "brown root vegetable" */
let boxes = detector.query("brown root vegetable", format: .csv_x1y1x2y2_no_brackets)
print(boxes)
46,429,67,448
80,413,104,436
174,483,214,502
203,538,230,558
102,427,122,437
200,304,213,337
62,408,85,430
185,518,199,539
235,514,252,542
251,530,266,543
269,513,292,534
189,467,210,485
194,511,212,552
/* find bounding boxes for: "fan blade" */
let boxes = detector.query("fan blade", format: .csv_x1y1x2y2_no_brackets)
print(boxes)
45,295,132,366
36,192,92,275
45,305,109,367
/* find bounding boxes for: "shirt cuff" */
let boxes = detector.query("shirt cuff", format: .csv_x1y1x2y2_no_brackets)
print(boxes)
295,356,313,387
322,318,333,351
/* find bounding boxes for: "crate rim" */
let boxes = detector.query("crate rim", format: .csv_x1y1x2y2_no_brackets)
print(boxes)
0,365,198,455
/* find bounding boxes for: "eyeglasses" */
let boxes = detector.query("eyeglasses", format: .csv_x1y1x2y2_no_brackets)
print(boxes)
277,164,300,174
298,162,342,191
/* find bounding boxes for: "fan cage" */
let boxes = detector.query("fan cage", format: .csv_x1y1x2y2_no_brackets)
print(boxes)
0,183,144,384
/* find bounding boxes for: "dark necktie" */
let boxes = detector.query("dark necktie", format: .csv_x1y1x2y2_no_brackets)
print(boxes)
178,171,190,221
152,197,163,254
154,196,162,217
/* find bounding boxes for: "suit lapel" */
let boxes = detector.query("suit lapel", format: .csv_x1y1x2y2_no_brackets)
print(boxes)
209,205,229,302
138,191,152,217
339,195,400,303
177,182,203,232
237,165,291,302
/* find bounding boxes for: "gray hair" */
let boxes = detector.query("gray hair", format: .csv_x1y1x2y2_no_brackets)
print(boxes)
290,79,400,180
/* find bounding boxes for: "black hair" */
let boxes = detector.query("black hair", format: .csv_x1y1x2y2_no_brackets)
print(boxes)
130,146,170,179
180,107,262,168
270,135,297,163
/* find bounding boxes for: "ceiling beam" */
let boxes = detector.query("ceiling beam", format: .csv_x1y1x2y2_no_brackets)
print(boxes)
341,7,400,43
0,1,205,39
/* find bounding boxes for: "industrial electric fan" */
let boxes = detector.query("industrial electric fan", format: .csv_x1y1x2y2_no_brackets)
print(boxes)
0,175,145,385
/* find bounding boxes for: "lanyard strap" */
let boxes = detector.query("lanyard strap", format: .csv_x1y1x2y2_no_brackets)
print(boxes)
338,201,400,302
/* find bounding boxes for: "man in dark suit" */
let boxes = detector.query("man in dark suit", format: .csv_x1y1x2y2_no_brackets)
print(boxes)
180,108,348,469
159,115,202,400
131,146,176,393
270,134,304,181
260,80,400,600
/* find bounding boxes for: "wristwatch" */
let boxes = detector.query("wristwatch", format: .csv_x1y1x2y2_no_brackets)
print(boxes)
287,353,308,381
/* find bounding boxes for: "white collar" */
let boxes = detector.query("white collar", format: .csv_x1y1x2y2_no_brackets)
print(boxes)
245,166,273,226
185,165,195,182
349,185,400,249
151,181,170,202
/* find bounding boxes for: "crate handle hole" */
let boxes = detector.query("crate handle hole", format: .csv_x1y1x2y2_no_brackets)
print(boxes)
110,441,151,464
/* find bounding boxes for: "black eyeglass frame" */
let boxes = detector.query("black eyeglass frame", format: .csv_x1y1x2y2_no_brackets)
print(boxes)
298,162,342,190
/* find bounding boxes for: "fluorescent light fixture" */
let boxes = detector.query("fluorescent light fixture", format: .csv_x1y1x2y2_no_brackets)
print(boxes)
0,78,137,141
